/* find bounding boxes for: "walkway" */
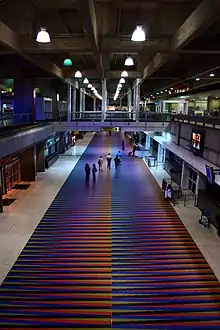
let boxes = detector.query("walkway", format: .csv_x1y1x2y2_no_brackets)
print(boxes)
0,132,220,329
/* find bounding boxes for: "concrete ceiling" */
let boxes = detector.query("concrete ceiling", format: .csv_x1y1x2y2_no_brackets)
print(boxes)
0,0,219,99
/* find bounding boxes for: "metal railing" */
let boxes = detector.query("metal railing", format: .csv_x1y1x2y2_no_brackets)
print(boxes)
43,110,173,123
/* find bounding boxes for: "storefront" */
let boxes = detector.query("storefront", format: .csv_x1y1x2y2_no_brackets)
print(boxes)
44,134,60,169
0,156,21,195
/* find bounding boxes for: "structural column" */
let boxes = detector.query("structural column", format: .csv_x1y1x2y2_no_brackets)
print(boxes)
67,84,72,122
128,88,132,119
72,86,76,120
79,88,85,119
93,97,96,111
134,79,141,122
101,78,107,122
36,141,45,172
14,78,35,123
20,146,36,181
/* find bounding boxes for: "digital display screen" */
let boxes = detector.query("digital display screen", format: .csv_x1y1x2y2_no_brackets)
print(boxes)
191,132,202,150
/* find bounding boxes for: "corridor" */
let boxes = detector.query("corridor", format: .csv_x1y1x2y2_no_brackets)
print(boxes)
0,132,220,329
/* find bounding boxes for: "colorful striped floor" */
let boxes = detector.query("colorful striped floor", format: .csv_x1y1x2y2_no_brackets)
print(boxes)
0,132,220,329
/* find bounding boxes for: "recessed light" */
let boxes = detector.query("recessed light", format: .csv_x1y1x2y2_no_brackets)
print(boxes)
210,73,215,77
196,78,200,81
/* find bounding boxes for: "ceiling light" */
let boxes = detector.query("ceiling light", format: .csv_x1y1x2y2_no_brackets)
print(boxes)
118,83,122,88
119,78,125,84
196,78,200,81
75,70,82,78
91,87,95,91
160,91,163,94
83,78,89,84
63,58,72,67
88,84,92,88
170,87,173,90
121,70,128,77
165,90,167,92
157,92,159,95
210,73,215,77
131,25,146,42
125,56,134,66
36,27,51,43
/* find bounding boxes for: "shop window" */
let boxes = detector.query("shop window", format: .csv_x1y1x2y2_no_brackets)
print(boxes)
188,168,197,194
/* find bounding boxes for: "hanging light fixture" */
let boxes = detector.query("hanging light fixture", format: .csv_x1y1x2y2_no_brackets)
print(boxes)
121,70,128,77
75,70,82,78
119,78,125,84
88,84,92,88
131,25,146,42
83,78,89,84
63,57,72,67
125,56,134,66
36,27,51,43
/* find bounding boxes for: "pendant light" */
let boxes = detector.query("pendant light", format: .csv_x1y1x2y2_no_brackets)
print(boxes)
131,25,146,42
125,56,134,66
119,78,125,84
36,27,51,43
121,70,128,77
75,70,82,78
63,58,72,67
83,78,89,84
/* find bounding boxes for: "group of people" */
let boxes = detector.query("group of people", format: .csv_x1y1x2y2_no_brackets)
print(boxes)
85,151,122,181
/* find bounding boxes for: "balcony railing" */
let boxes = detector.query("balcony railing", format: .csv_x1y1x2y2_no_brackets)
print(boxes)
0,110,173,129
43,111,173,122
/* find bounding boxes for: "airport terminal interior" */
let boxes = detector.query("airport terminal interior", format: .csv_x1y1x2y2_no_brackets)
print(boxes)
2,0,220,329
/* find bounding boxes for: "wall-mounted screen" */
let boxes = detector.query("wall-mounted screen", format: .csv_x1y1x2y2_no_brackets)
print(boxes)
191,130,205,155
191,132,202,150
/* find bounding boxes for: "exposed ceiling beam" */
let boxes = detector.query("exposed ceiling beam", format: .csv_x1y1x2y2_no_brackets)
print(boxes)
0,21,63,78
75,0,104,77
144,55,220,96
142,0,220,81
15,36,170,54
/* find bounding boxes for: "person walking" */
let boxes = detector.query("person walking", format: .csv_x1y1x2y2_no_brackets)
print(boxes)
117,151,121,161
106,153,112,170
85,163,91,180
98,156,104,172
114,155,120,169
92,164,97,182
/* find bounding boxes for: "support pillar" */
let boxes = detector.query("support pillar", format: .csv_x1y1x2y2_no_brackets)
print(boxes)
72,86,76,120
79,88,85,119
133,87,136,121
93,97,96,111
101,78,107,122
128,88,132,119
20,146,36,181
14,78,35,123
67,84,72,122
134,79,141,122
36,142,45,172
